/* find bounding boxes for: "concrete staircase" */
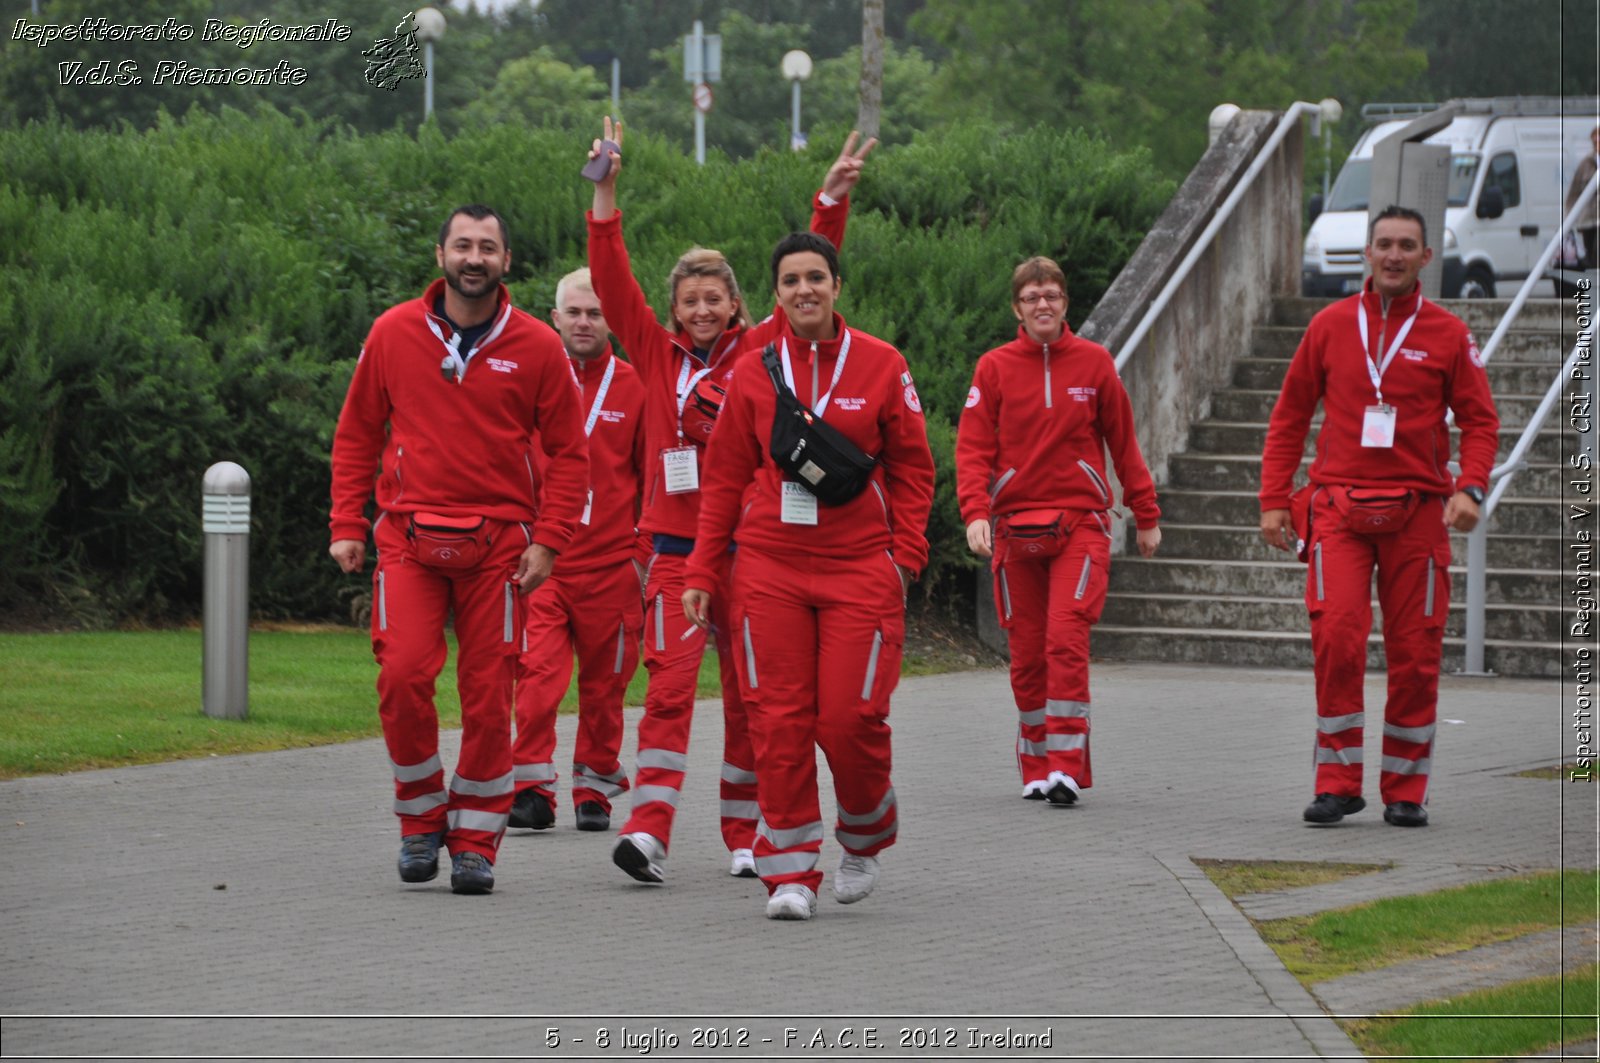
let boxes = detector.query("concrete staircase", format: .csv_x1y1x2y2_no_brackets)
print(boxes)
1095,296,1568,678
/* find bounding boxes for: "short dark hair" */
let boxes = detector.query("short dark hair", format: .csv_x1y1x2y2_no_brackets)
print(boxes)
439,204,509,250
770,231,840,286
1369,204,1427,247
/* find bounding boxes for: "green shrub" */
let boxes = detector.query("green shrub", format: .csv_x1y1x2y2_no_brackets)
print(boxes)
0,111,1170,625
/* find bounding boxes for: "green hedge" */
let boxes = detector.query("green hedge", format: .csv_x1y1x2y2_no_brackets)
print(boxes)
0,108,1171,626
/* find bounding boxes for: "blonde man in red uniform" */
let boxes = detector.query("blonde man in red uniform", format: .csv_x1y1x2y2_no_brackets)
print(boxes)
585,119,873,884
509,268,647,834
330,205,589,894
956,256,1161,808
683,231,936,921
1261,206,1498,828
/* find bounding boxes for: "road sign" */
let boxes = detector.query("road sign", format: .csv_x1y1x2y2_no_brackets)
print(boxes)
693,82,714,114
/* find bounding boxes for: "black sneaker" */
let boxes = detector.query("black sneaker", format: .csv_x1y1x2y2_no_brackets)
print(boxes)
398,831,443,883
509,789,555,830
1303,793,1366,825
1383,801,1429,827
574,801,610,832
1045,781,1078,806
450,851,495,894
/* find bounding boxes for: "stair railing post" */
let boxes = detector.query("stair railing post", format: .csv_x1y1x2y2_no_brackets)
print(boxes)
1461,517,1492,677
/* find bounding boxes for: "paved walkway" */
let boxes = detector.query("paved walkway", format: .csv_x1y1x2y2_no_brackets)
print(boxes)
1,661,1589,1060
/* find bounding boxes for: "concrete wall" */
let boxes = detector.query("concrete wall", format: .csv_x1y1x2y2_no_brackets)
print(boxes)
976,109,1306,655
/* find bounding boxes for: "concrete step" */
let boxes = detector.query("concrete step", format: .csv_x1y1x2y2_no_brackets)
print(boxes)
1231,356,1566,394
1167,452,1566,497
1157,488,1561,535
1271,297,1571,332
1099,592,1564,643
1090,624,1560,678
1149,522,1562,570
1107,555,1559,603
1185,422,1566,463
1211,388,1546,425
1247,325,1574,364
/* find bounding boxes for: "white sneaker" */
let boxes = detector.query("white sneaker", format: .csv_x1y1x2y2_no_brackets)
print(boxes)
729,848,757,878
765,883,817,920
612,832,666,883
833,853,881,904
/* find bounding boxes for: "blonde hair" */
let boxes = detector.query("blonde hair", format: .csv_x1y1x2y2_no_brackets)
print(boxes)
668,248,752,332
554,266,594,310
1010,256,1068,302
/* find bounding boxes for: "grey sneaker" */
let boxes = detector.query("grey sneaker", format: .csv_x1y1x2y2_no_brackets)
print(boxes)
833,853,880,904
612,832,666,883
765,883,817,920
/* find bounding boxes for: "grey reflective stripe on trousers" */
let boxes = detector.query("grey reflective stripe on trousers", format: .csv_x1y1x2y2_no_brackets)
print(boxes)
1382,755,1432,775
391,753,443,784
720,799,760,820
1317,712,1364,735
503,582,515,642
613,622,627,673
1046,733,1087,751
1384,723,1436,744
1423,556,1436,617
1074,556,1093,599
395,790,448,815
1046,699,1090,720
1018,735,1048,757
637,748,689,773
720,763,757,785
1017,706,1046,727
377,570,388,631
1315,745,1364,765
754,850,817,877
654,595,665,651
513,762,556,784
837,821,898,849
758,819,825,849
448,808,507,834
1313,543,1325,601
452,769,515,798
837,787,896,827
861,630,883,699
999,567,1013,621
632,785,681,808
572,764,627,798
743,617,759,688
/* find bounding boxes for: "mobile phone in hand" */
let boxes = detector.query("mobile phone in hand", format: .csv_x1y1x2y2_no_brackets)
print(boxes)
582,140,620,182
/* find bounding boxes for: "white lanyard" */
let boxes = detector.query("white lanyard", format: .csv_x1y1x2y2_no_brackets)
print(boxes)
673,355,716,442
570,355,616,438
779,330,852,416
426,303,510,384
1355,295,1422,405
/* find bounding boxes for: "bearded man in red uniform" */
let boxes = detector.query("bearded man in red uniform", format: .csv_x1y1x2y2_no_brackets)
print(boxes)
1260,205,1499,828
330,205,590,893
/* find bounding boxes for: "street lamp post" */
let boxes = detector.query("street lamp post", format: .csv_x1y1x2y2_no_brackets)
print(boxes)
782,49,812,152
414,7,446,122
1318,97,1343,202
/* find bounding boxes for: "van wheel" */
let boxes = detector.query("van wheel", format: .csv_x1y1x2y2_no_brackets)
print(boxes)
1459,266,1496,299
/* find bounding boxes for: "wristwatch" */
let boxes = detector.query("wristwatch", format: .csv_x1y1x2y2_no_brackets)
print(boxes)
1461,485,1485,505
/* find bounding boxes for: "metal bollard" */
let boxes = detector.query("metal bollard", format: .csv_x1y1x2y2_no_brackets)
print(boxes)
202,462,251,720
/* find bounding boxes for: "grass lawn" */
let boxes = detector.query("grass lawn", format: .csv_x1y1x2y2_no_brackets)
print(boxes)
1344,963,1598,1061
1515,763,1599,781
1196,858,1391,899
0,628,717,778
1256,869,1600,983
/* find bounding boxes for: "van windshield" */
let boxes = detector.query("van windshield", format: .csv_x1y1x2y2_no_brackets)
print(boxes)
1326,153,1480,212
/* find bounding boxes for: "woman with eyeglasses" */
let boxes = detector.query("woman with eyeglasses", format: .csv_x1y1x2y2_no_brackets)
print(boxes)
954,256,1162,808
585,117,876,887
681,231,935,921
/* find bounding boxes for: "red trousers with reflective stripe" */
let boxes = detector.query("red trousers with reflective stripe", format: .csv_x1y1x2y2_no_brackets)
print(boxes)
622,550,757,853
1306,490,1450,806
514,561,642,814
993,517,1111,791
372,514,525,861
731,547,902,896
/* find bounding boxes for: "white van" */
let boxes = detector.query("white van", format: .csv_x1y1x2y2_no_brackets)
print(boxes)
1302,98,1598,298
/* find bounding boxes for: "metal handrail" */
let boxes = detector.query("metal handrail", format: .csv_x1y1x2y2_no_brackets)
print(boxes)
1114,101,1323,372
1460,174,1598,674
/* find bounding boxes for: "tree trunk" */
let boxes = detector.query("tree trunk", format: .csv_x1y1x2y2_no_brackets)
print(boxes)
857,0,884,140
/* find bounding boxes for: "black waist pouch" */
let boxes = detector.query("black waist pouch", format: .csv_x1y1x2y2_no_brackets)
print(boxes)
762,344,877,506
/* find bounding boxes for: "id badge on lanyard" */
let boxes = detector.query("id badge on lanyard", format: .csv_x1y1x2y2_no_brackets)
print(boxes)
662,446,699,494
1355,297,1421,450
780,480,818,525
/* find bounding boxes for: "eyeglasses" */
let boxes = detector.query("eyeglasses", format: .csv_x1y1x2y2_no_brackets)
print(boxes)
1017,291,1065,306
